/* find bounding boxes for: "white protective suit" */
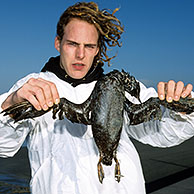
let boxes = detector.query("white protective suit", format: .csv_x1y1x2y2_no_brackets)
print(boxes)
0,71,194,194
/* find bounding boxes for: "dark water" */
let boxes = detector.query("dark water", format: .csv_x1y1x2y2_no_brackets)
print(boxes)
0,146,31,194
0,174,30,194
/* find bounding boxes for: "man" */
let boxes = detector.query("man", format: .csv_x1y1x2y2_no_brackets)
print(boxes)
0,2,193,194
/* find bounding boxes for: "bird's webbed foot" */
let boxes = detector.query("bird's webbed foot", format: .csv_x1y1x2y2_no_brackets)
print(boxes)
124,97,162,125
97,155,105,184
113,153,122,183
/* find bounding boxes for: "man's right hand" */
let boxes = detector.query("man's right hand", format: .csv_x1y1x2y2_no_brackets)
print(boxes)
1,78,60,111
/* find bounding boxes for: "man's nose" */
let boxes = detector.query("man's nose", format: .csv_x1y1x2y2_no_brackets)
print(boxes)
76,45,85,59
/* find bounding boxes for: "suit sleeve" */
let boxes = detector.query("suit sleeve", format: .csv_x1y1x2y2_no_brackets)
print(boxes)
0,74,39,157
125,82,194,148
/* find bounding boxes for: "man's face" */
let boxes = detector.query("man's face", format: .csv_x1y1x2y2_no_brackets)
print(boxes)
55,18,99,79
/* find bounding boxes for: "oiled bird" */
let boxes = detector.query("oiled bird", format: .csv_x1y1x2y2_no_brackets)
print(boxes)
2,69,194,183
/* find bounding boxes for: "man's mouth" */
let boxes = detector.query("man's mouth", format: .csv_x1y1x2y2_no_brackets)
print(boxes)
72,63,85,70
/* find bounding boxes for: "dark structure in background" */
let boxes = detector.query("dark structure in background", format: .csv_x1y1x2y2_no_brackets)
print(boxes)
133,137,194,193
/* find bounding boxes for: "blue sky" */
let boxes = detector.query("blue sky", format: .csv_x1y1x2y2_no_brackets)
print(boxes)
0,0,194,94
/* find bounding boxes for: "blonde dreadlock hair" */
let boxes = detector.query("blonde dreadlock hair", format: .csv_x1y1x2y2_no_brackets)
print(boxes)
56,2,124,66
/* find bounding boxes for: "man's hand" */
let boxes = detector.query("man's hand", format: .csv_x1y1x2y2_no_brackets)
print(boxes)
157,80,193,102
1,78,60,111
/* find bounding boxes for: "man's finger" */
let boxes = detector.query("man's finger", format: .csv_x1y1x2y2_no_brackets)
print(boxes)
166,80,176,102
174,81,184,101
157,82,166,100
181,83,193,98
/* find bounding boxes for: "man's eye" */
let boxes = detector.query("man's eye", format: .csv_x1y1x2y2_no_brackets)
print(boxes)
86,45,95,49
68,42,77,46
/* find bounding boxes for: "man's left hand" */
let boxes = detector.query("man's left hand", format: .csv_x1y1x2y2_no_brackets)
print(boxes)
157,80,193,102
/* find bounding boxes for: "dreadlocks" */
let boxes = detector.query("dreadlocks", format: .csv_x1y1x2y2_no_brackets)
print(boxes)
56,2,124,66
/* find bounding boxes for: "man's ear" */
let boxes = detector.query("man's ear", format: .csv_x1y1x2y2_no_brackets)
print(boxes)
95,47,99,56
55,36,61,52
